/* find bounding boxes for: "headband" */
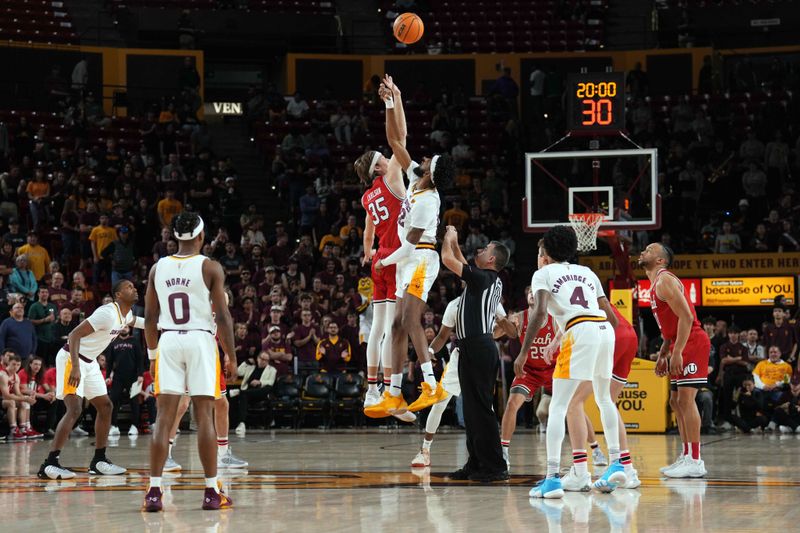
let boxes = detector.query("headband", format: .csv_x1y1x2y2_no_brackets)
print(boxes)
368,151,381,177
174,217,204,241
429,155,440,183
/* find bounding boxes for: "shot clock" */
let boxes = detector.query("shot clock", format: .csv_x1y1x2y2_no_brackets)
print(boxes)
566,72,626,134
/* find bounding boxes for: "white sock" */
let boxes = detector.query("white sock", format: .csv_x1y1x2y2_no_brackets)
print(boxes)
218,443,228,455
422,438,433,450
149,477,162,489
420,361,436,389
368,383,378,393
205,477,219,492
390,373,403,397
168,439,174,457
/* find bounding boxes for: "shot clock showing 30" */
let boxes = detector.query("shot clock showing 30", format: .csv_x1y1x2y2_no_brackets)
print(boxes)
566,72,626,134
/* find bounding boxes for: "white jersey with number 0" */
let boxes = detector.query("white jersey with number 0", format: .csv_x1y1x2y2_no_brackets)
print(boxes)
154,254,215,332
74,302,132,360
530,262,606,332
397,160,440,245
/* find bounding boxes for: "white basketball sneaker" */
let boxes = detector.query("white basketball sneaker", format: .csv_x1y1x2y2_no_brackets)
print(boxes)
364,388,381,408
623,468,641,489
660,455,685,474
664,458,706,478
411,449,431,468
592,447,608,466
561,466,592,492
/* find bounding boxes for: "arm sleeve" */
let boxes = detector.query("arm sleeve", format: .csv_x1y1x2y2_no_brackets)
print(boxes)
129,315,145,329
380,239,415,266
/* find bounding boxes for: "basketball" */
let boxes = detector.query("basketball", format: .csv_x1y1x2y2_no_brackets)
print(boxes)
393,13,424,44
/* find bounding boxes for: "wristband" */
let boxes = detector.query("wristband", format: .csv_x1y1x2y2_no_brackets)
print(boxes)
384,96,394,109
147,348,158,361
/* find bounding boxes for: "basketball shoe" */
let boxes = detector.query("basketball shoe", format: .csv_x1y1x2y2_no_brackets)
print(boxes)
142,487,163,512
663,458,706,478
202,486,234,510
529,475,565,499
364,391,410,418
561,466,592,492
164,455,181,472
407,382,448,412
593,461,627,493
592,447,608,466
411,449,431,468
364,388,381,408
660,454,685,474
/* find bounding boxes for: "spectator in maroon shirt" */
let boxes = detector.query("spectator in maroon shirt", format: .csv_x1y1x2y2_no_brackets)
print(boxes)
263,305,289,337
62,288,95,319
247,244,268,279
310,277,330,313
258,267,279,304
46,272,69,307
292,293,321,324
292,310,320,364
315,321,351,374
342,260,361,292
341,311,363,371
268,233,292,268
764,306,797,364
232,297,260,330
262,325,293,377
231,268,254,298
317,259,338,291
718,326,751,423
234,323,258,364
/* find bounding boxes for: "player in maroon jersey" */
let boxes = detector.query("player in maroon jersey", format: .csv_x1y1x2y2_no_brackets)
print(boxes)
500,286,558,470
354,109,415,422
639,242,710,478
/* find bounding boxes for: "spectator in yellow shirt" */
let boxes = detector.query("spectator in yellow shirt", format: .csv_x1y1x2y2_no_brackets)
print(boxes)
157,189,183,228
753,345,793,407
338,215,363,240
443,198,469,233
88,213,118,285
16,232,51,281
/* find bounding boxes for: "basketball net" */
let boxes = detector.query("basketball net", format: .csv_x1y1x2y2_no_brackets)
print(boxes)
568,213,605,252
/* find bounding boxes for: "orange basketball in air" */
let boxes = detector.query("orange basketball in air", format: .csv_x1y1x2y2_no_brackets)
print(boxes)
393,13,424,44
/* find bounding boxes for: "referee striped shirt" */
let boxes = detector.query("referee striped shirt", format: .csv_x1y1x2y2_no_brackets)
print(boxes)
455,264,503,340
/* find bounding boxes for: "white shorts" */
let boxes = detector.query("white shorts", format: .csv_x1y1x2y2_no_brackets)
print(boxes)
553,320,614,381
440,348,460,397
55,349,107,400
396,248,439,301
155,330,221,398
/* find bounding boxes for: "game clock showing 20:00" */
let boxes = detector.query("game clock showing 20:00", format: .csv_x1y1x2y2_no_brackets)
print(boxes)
566,72,626,134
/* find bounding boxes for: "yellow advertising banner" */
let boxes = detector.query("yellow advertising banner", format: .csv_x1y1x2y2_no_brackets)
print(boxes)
580,252,800,279
701,277,795,307
584,359,670,433
610,289,633,323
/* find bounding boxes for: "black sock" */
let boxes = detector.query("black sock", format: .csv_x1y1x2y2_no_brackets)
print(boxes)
93,447,106,462
47,450,61,464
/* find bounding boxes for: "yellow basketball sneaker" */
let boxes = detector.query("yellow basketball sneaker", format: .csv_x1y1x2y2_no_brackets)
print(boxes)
364,391,410,419
408,382,448,412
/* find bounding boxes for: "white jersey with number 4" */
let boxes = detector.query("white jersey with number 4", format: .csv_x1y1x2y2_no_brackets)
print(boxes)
154,254,215,332
530,262,607,332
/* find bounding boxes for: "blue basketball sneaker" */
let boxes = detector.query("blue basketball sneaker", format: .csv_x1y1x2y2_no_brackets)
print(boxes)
593,460,627,493
529,475,565,499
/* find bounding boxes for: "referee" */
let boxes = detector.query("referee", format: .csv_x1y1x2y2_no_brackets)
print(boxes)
441,225,511,482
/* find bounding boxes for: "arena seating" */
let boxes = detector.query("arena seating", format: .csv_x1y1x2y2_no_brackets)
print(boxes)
0,0,77,44
382,0,606,53
109,0,335,14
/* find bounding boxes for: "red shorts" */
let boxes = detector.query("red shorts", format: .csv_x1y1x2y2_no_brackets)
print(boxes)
372,248,397,303
669,332,711,389
510,368,554,401
612,330,638,384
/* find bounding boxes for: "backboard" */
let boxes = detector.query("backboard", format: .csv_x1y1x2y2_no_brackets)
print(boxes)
522,148,660,233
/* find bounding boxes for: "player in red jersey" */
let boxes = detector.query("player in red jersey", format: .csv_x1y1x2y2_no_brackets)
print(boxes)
500,286,558,470
354,105,415,423
639,242,710,478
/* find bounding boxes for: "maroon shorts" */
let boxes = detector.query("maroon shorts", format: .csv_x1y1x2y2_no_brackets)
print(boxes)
669,332,711,389
372,248,397,303
510,369,554,401
612,331,638,384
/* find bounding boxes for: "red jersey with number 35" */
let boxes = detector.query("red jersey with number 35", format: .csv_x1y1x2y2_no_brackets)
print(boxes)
361,175,402,254
519,310,558,372
650,269,703,342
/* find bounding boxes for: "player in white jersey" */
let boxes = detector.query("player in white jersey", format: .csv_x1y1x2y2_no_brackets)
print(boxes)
410,293,516,468
143,212,236,512
517,225,625,499
366,75,456,418
38,279,143,480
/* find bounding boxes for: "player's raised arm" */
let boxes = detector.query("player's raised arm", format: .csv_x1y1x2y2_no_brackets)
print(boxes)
144,266,160,370
382,75,412,171
206,259,236,376
441,225,465,277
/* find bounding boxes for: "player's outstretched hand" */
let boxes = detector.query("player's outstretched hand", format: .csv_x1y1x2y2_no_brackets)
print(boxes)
383,74,400,95
362,248,375,266
655,354,668,377
225,354,237,380
68,364,81,388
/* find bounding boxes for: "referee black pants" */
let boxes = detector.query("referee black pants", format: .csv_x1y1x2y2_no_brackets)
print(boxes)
457,335,505,474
